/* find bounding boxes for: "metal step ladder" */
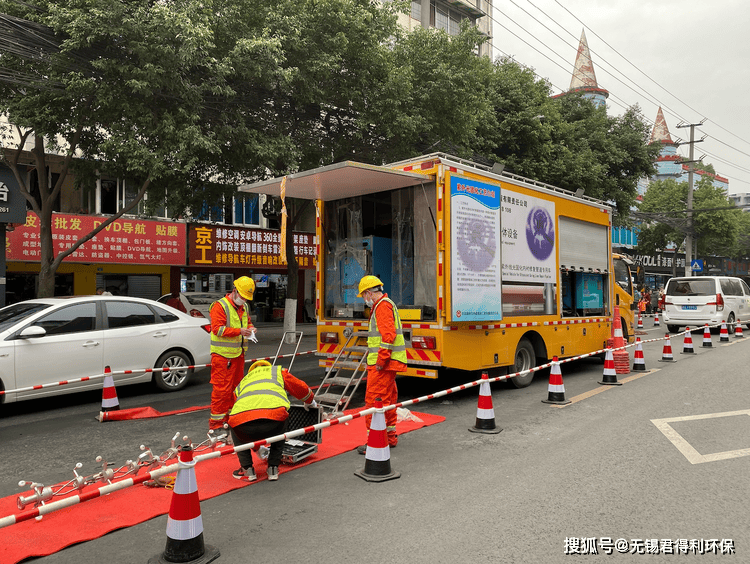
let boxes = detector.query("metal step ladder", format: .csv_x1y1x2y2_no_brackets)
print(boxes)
314,330,369,418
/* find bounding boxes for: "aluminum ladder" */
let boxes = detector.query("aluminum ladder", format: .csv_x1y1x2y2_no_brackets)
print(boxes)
313,330,369,418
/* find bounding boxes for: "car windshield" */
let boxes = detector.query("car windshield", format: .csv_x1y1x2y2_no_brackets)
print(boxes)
0,303,52,332
666,279,716,296
185,294,223,305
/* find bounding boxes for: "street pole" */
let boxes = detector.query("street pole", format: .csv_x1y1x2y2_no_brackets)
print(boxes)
676,120,706,277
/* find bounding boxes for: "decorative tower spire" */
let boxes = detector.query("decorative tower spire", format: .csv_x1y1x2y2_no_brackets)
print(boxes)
650,107,674,144
554,29,609,109
570,30,598,90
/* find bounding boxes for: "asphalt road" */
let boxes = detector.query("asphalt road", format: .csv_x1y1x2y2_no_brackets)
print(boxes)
3,321,750,563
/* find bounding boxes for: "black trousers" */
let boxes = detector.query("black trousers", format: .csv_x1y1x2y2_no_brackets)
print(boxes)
230,418,287,469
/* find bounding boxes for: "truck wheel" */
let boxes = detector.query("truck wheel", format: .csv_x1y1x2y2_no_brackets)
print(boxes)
154,350,192,392
509,339,536,389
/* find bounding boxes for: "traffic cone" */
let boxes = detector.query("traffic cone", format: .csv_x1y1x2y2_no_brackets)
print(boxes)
735,320,744,338
599,349,622,385
354,399,401,482
469,372,502,434
659,334,675,362
637,312,643,329
611,307,631,374
702,324,713,348
682,327,694,354
149,445,220,564
100,366,119,413
542,357,571,405
654,313,660,327
720,321,730,342
632,338,646,371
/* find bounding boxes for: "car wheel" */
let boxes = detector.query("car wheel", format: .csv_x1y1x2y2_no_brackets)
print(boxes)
509,338,536,389
154,350,192,392
726,313,736,334
667,325,680,333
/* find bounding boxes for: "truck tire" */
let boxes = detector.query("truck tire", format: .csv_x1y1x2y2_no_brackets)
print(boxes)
667,325,680,333
509,339,536,389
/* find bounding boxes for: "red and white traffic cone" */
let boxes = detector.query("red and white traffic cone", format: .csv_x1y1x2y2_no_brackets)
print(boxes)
653,313,660,327
542,357,571,405
99,366,119,418
735,319,744,338
659,334,675,362
632,338,646,371
637,312,643,329
469,372,502,434
612,307,631,374
354,399,400,482
682,328,695,354
720,321,730,342
702,324,713,348
599,349,622,385
149,445,219,564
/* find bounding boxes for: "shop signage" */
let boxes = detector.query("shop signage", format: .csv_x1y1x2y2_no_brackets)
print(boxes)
7,212,186,265
188,225,316,270
0,167,29,224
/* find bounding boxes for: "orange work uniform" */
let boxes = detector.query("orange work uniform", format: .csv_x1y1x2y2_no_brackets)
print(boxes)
365,293,406,447
209,295,254,429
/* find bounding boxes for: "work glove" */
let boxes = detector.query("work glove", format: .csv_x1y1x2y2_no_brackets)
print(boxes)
248,330,258,343
304,399,318,411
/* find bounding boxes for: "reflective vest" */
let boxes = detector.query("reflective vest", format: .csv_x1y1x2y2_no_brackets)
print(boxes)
367,297,407,366
210,296,249,358
229,365,289,416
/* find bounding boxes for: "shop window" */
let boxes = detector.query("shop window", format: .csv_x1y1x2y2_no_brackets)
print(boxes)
232,194,260,226
411,0,421,20
100,179,117,214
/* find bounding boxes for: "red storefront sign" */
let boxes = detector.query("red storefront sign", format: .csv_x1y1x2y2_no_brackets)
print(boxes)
8,212,186,265
188,225,316,269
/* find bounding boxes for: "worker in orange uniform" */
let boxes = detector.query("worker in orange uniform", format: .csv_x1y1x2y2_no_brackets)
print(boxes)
228,360,317,481
356,275,407,454
209,276,258,431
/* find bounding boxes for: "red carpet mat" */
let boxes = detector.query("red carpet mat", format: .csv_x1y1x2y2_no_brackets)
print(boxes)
0,409,444,564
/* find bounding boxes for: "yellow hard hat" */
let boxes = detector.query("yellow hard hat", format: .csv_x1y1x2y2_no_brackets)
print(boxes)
248,360,271,373
357,275,384,297
234,276,255,300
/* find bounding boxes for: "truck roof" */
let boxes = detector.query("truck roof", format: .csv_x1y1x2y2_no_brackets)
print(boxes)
238,160,432,201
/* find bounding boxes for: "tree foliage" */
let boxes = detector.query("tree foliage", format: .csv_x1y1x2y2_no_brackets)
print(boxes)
636,176,743,257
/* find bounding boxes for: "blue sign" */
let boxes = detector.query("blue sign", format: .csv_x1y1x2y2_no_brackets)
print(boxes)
691,259,703,272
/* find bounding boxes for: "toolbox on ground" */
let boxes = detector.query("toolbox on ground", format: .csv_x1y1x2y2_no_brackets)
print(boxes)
281,404,322,464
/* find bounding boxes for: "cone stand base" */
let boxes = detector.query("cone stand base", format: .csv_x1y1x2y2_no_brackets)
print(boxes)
354,468,401,482
469,425,502,434
542,397,571,405
658,359,675,363
149,544,220,564
598,379,622,386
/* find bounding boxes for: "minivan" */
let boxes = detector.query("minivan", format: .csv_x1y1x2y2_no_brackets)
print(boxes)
662,276,750,333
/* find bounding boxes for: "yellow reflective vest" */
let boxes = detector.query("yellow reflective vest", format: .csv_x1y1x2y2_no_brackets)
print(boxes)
229,365,290,416
210,296,249,358
367,297,407,366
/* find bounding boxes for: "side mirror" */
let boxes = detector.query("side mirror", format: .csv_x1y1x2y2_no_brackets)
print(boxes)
19,326,47,339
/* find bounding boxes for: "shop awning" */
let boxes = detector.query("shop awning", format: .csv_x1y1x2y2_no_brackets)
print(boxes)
238,161,433,202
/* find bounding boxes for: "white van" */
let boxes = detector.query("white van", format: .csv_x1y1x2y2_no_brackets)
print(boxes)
662,276,750,333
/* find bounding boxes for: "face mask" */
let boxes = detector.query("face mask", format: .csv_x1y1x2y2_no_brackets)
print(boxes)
233,294,246,307
365,298,374,307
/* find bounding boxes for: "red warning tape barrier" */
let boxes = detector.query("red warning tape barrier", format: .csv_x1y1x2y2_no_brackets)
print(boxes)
0,350,317,397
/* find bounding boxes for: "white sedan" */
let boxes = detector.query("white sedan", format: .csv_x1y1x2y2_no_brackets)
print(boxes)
0,296,211,404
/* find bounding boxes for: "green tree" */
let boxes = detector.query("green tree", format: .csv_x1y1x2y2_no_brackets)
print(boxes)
636,175,742,257
0,0,289,297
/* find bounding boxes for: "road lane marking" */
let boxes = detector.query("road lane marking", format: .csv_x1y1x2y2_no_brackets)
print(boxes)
652,410,750,464
551,369,660,408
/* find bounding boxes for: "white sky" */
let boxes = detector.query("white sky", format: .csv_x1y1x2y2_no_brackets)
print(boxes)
490,0,750,194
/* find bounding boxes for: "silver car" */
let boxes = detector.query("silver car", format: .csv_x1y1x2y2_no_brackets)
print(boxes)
662,276,750,333
0,296,211,403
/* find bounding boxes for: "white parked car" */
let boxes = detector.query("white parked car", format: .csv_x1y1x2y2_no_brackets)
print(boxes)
0,296,211,403
157,292,225,320
662,276,750,333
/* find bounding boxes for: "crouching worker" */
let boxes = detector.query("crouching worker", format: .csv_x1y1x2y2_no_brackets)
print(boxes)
228,360,317,482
